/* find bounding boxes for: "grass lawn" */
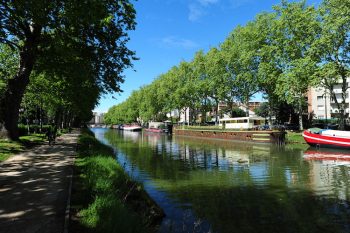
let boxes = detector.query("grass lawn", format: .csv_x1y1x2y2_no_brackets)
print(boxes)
0,140,24,162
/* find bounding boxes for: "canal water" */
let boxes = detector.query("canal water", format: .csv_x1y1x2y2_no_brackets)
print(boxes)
91,128,350,233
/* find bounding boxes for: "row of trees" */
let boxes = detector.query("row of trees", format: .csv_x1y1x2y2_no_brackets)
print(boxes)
0,0,137,139
105,0,350,130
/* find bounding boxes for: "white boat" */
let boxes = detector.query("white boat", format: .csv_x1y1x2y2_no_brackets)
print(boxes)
219,117,266,129
123,124,142,131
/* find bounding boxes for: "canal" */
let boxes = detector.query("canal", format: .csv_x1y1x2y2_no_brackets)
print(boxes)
91,128,350,233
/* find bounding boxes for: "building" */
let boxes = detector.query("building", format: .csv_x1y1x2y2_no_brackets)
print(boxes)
90,112,105,124
308,83,350,120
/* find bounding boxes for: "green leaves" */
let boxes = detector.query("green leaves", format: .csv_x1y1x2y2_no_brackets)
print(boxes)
0,0,137,137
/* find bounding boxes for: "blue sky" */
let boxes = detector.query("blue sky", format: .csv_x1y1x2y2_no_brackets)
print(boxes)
94,0,321,113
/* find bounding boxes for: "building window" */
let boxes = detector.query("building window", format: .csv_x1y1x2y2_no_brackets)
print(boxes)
317,96,323,101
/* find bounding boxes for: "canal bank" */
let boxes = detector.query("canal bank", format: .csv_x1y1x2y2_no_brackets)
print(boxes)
69,129,164,233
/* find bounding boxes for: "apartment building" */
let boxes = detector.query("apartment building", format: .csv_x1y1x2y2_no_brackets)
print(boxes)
308,82,350,120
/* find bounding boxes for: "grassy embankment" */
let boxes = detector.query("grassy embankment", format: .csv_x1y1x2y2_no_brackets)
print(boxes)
285,131,309,150
70,129,164,233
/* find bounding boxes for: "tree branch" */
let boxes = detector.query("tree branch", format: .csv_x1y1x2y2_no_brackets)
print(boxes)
0,38,20,50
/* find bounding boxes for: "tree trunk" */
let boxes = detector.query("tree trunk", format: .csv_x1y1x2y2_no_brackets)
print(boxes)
0,71,32,140
298,97,303,131
215,101,219,125
0,25,40,140
268,101,273,127
245,99,250,117
0,46,36,139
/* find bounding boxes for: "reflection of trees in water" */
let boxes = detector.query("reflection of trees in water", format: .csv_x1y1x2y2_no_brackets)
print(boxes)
102,129,350,233
173,185,350,233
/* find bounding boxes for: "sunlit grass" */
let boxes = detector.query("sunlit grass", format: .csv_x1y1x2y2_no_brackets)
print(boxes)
19,133,46,144
286,131,306,144
0,140,24,162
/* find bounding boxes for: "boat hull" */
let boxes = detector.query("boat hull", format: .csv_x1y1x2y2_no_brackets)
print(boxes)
123,126,142,131
302,130,350,149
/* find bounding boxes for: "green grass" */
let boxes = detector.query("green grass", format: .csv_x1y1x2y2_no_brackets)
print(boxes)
0,140,24,162
19,133,46,144
285,131,309,150
286,131,306,144
71,129,163,233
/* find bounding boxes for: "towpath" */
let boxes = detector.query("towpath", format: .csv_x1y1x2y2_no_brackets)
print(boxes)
0,131,79,233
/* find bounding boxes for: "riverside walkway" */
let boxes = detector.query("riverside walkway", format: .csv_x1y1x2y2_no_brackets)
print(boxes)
0,131,79,233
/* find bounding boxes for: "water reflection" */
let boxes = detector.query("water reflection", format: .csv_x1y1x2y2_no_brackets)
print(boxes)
92,128,350,233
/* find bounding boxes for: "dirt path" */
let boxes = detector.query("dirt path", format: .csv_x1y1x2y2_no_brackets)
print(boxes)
0,131,79,233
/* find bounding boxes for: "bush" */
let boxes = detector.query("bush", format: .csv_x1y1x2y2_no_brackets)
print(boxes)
18,124,51,136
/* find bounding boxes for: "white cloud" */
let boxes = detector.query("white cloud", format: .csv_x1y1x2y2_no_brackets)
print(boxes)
159,36,200,49
189,4,204,22
188,0,220,22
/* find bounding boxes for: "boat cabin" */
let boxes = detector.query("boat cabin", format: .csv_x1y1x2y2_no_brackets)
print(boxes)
219,117,266,129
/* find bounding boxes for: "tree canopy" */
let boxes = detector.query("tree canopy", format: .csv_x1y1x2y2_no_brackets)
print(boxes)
0,0,137,139
105,0,350,129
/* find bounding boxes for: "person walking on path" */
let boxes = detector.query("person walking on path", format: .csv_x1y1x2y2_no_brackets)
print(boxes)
46,123,58,146
0,130,80,233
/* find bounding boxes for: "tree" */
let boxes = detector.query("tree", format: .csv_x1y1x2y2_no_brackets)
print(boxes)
255,102,269,119
171,61,200,125
0,0,136,140
221,22,260,117
202,48,228,124
254,13,283,126
271,0,320,130
311,0,350,129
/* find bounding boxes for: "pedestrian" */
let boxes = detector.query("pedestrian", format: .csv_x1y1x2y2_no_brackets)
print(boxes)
46,126,53,145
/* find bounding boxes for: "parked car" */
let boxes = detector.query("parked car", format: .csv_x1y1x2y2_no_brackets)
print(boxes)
284,123,299,130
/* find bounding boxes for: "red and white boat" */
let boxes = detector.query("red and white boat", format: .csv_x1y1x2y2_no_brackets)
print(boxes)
302,128,350,149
